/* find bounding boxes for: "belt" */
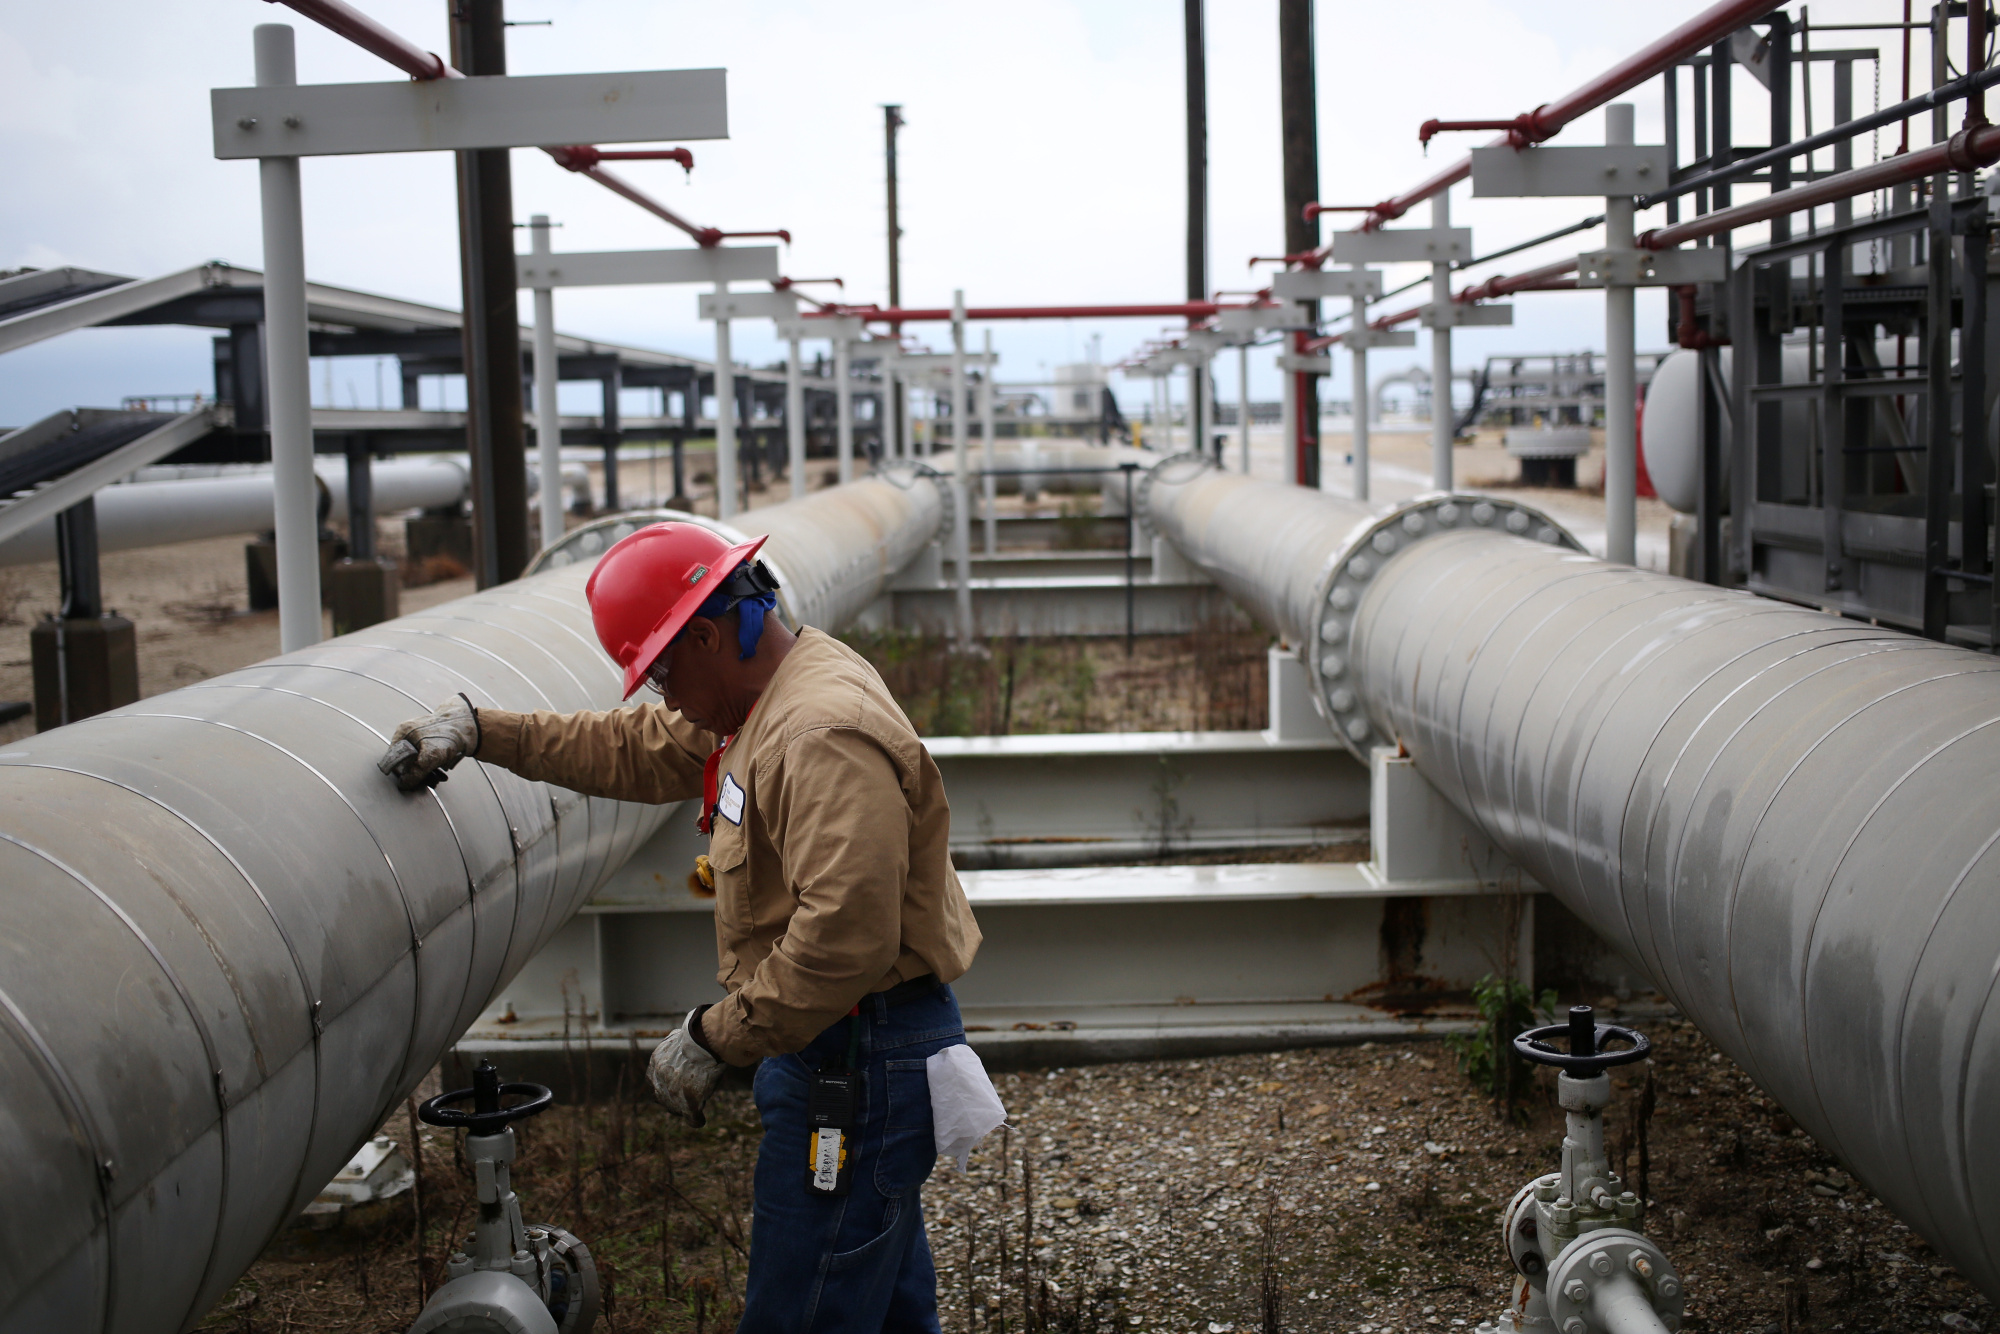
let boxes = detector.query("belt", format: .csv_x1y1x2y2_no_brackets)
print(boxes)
872,974,939,1007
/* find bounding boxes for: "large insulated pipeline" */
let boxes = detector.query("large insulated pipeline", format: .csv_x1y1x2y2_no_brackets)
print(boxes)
1144,457,2000,1297
0,468,948,1333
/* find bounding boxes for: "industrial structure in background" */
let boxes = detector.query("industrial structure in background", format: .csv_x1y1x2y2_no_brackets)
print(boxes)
10,1,2000,1333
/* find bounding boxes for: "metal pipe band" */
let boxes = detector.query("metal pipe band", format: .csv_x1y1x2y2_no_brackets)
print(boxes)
1351,528,2000,1298
1138,457,1577,757
527,461,950,633
3,472,950,1332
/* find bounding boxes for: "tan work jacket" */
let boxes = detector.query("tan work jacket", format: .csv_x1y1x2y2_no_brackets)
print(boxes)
475,627,981,1064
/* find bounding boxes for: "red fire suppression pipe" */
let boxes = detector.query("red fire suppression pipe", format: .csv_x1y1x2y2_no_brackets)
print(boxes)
262,0,785,250
548,145,694,173
1295,0,1784,254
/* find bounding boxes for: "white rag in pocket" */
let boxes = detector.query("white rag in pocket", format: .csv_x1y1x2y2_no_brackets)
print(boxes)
927,1043,1007,1170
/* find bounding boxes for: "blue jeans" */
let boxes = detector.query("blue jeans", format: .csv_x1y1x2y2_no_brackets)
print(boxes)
739,982,965,1334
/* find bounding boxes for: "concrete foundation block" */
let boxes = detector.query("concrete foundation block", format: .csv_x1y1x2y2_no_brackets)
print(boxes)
245,536,348,611
326,558,400,635
405,512,474,570
31,614,139,731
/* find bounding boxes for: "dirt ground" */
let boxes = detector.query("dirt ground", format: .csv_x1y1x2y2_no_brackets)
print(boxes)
196,1020,1992,1334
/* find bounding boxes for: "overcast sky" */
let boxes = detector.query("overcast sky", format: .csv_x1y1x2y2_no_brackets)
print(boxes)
1,1,1914,425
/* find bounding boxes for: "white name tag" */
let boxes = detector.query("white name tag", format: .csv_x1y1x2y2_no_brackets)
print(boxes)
717,772,746,826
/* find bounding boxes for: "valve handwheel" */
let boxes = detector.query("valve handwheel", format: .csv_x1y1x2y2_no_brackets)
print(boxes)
419,1059,554,1135
1512,1004,1650,1076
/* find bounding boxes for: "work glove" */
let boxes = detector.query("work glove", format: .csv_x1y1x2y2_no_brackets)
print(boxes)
649,1006,725,1128
377,694,481,791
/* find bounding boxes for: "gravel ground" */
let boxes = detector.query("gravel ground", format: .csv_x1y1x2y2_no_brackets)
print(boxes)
920,1021,1994,1334
202,1019,1996,1333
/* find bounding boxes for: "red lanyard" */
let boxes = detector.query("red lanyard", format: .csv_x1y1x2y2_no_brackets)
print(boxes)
697,735,733,835
696,705,753,836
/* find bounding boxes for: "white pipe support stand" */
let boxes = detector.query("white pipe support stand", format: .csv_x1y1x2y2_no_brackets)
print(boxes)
1330,209,1483,494
250,24,323,653
529,215,565,547
701,287,803,517
1468,103,1723,567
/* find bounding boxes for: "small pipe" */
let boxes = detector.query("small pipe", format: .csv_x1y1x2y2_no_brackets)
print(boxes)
1301,204,1377,222
548,144,693,173
1417,116,1538,146
263,0,774,250
1640,63,2000,210
1639,122,2000,250
1293,0,1784,255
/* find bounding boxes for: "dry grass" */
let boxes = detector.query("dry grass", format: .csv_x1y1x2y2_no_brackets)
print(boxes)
844,622,1271,737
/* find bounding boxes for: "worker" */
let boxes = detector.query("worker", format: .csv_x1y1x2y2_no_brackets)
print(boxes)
378,521,985,1333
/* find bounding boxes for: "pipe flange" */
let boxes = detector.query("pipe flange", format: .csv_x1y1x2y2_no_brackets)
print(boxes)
1310,493,1582,760
1133,452,1212,538
524,509,802,632
880,459,955,547
1502,1174,1561,1285
1544,1228,1683,1334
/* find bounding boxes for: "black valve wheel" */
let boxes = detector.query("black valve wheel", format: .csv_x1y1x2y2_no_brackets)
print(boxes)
1513,1005,1650,1076
419,1059,554,1135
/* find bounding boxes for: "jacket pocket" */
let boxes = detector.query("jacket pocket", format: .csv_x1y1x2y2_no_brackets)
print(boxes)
707,821,748,874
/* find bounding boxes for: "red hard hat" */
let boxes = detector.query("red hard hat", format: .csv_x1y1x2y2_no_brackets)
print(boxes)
585,522,769,700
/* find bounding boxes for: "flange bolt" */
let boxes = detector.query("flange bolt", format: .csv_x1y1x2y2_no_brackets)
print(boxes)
1564,1279,1590,1303
1589,1251,1612,1276
1562,1320,1587,1334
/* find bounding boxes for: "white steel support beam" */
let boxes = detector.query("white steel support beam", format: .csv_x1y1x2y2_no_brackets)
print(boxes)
254,25,321,653
1237,343,1251,474
1603,103,1639,566
981,329,997,556
712,281,736,519
835,335,853,485
529,215,564,547
1429,192,1454,491
787,334,806,502
950,291,973,650
1351,269,1371,501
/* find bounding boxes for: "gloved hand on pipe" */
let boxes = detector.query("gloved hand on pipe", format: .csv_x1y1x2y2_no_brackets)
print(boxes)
648,1006,725,1128
377,694,481,791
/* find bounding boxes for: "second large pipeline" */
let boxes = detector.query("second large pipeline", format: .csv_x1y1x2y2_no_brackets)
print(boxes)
1144,458,2000,1299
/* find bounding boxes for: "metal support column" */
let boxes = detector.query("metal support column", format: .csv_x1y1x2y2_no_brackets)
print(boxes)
981,329,997,557
786,335,805,502
713,283,737,519
1279,0,1319,488
1604,103,1638,566
1237,342,1252,474
1430,190,1455,491
950,291,973,651
529,214,564,548
252,24,321,650
835,334,854,486
599,366,622,512
1185,0,1208,456
450,0,529,588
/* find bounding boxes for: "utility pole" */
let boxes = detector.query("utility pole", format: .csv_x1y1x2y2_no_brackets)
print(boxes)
1185,0,1208,458
450,0,529,586
884,104,906,454
1278,0,1320,488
